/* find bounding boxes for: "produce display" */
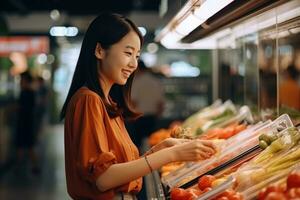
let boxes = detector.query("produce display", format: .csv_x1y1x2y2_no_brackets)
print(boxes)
181,100,237,136
167,125,300,200
199,123,247,140
146,100,300,200
162,119,270,189
170,175,244,200
235,127,300,199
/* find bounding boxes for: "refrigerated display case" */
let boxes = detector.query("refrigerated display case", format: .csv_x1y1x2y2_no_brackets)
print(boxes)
143,0,300,199
143,113,299,199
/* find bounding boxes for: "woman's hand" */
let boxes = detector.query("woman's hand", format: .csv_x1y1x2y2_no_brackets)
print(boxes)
162,138,191,148
147,138,191,155
167,139,217,162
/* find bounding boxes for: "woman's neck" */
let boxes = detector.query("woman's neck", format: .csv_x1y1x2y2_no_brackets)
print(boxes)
99,76,112,102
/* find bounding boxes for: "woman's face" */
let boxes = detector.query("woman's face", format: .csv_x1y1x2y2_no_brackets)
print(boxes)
99,31,141,87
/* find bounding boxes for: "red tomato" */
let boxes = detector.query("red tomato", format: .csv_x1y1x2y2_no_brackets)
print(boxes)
286,188,300,198
265,191,287,200
198,175,216,190
216,189,235,199
170,188,193,200
186,188,203,198
229,194,243,200
215,189,243,200
217,197,229,200
258,185,285,200
203,187,213,193
287,172,300,189
258,188,268,200
266,185,285,193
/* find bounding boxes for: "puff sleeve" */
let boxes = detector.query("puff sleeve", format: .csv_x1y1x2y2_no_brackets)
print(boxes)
72,94,117,183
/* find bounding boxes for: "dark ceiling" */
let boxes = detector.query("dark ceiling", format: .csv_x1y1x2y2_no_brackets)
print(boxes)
1,0,161,15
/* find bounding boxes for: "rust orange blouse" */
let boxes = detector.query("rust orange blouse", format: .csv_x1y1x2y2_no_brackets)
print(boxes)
64,87,142,200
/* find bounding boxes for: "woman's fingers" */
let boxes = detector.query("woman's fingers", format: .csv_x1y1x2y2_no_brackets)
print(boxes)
167,138,191,147
172,139,219,162
178,138,192,143
197,151,212,159
191,140,216,159
198,139,217,149
198,143,215,155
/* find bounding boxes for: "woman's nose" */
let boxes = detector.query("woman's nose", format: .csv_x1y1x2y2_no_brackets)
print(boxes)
129,57,138,69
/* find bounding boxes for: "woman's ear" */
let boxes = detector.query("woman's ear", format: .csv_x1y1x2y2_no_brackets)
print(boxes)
95,43,104,59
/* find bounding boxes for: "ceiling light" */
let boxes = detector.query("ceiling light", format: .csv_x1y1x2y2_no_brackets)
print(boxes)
175,14,205,35
66,27,78,37
289,27,300,34
156,0,234,49
50,26,78,37
50,9,60,21
194,0,234,20
277,30,290,38
146,43,159,54
138,27,147,36
160,31,182,48
50,26,66,37
37,53,47,64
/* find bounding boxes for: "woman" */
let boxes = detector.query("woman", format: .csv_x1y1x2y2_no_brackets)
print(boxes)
61,13,216,200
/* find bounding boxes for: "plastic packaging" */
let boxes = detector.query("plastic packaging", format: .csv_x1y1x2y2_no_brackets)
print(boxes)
233,120,298,193
241,164,300,200
162,114,294,189
162,122,268,189
195,100,235,120
210,105,254,129
182,100,237,136
198,100,238,133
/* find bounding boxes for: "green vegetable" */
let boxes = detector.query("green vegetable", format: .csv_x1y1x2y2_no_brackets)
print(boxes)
269,134,278,143
211,109,234,121
259,134,271,145
196,128,203,135
259,133,278,145
254,127,300,164
269,138,286,152
259,140,269,149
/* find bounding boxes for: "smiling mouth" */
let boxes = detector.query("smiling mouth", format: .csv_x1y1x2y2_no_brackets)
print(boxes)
122,69,131,78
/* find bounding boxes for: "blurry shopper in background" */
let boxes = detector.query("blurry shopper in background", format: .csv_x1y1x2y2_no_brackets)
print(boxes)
219,62,232,101
279,64,300,110
259,69,277,109
34,76,49,137
60,13,216,200
15,71,40,174
131,60,165,149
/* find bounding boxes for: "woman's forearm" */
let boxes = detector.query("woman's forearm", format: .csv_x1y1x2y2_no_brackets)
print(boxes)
146,138,192,155
96,139,217,192
144,141,165,155
96,148,173,192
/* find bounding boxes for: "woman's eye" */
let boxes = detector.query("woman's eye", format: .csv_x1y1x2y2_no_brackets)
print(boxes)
136,55,140,60
125,52,132,56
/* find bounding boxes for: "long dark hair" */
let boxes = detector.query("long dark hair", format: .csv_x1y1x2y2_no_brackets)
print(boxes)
60,13,143,120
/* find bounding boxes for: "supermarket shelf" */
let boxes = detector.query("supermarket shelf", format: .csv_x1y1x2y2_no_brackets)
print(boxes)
180,145,261,189
144,170,166,200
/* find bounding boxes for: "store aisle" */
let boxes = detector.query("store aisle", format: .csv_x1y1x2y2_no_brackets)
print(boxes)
0,124,71,200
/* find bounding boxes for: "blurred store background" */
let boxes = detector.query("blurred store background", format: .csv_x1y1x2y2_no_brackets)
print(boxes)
0,0,300,199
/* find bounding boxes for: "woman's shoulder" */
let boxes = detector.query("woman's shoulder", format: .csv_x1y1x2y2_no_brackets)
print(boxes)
76,86,97,95
71,87,104,106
